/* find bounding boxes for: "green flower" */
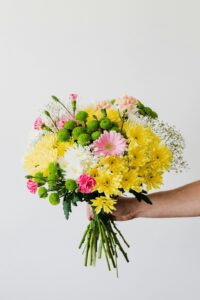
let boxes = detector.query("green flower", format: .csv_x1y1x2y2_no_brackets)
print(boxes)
57,129,70,142
76,111,88,122
77,133,91,146
91,131,101,141
111,127,120,132
65,179,78,191
72,126,87,139
87,120,99,133
100,118,112,130
49,193,60,205
38,187,48,198
64,120,76,130
48,162,58,174
48,173,58,187
34,172,45,185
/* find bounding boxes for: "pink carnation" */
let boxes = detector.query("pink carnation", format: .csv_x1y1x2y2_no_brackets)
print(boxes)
27,179,38,194
95,100,112,110
69,93,78,101
92,130,127,156
78,174,96,194
57,115,75,129
117,95,138,111
34,117,43,130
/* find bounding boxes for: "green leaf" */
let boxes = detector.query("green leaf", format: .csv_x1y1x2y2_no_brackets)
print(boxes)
63,197,72,220
130,190,152,205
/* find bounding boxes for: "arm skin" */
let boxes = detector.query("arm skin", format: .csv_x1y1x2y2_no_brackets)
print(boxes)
86,181,200,221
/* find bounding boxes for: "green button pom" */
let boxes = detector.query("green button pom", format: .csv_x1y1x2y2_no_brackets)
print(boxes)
77,133,91,146
38,187,48,198
49,193,60,205
72,126,87,139
91,131,101,141
100,118,112,130
87,120,99,133
57,129,70,142
64,120,76,130
76,111,88,122
65,179,78,191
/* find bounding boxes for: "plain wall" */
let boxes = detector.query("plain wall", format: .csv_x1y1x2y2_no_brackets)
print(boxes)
1,1,200,299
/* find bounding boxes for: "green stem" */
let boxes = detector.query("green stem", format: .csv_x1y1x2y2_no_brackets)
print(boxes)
97,219,111,271
100,220,116,268
52,95,74,117
111,220,130,248
79,224,90,249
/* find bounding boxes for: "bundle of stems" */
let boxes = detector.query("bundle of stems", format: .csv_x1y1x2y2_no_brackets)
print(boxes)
79,213,130,277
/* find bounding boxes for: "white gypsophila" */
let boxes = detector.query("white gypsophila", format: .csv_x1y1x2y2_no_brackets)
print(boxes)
127,110,149,125
148,118,188,172
42,101,73,130
58,144,98,180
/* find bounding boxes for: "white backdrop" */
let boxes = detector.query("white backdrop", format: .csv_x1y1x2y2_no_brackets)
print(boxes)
1,1,200,299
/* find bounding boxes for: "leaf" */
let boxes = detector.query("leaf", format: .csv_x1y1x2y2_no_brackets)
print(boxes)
63,199,71,220
71,194,81,206
130,190,152,205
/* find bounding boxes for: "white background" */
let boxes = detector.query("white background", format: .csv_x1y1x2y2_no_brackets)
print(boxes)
1,0,200,299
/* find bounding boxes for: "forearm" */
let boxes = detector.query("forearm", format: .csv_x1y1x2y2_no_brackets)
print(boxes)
136,181,200,218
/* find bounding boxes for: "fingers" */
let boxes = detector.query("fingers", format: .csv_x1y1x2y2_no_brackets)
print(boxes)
86,204,93,220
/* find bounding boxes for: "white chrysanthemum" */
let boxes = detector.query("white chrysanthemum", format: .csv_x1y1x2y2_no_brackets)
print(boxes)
59,144,98,180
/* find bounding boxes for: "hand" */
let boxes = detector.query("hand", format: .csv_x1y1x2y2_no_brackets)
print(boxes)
86,196,141,221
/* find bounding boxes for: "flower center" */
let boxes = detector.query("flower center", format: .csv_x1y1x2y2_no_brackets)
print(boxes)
105,143,113,150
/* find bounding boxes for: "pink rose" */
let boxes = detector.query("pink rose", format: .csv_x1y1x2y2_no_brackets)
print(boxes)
27,179,38,194
57,115,75,129
69,93,78,101
78,174,96,194
34,117,43,130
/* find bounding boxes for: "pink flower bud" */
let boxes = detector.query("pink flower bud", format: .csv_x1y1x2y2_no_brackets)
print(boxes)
69,93,78,101
27,179,38,194
57,115,75,129
34,117,43,130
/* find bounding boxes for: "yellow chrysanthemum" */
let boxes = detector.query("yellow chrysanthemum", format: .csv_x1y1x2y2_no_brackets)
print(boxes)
98,156,128,174
121,169,142,192
126,123,149,145
151,144,172,171
106,108,122,126
128,144,148,167
95,170,122,196
88,167,100,179
91,196,117,214
143,171,163,191
24,133,74,176
85,107,101,122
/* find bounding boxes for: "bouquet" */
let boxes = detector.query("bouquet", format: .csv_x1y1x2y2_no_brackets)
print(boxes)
24,94,186,275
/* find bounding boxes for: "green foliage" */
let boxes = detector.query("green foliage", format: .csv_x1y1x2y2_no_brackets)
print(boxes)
48,162,58,174
63,193,81,220
77,133,91,146
130,189,152,205
137,101,158,119
111,126,120,132
76,111,88,122
57,129,70,142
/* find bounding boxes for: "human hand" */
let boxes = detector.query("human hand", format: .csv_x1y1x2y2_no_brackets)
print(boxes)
86,196,142,221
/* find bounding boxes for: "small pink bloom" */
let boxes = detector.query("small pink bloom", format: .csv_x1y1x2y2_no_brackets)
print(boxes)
69,93,78,101
57,115,75,129
34,117,43,130
95,100,112,110
78,174,96,194
92,131,127,156
27,179,38,194
117,95,138,111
